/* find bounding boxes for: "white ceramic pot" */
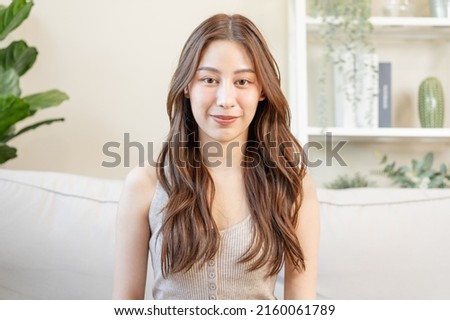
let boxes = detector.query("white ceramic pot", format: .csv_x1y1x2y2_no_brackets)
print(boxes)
429,0,450,17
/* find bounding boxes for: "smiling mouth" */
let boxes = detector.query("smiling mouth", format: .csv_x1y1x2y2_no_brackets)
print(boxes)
212,115,238,120
211,115,239,125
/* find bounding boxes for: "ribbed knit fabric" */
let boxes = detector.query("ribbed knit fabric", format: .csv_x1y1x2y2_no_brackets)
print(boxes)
149,182,277,300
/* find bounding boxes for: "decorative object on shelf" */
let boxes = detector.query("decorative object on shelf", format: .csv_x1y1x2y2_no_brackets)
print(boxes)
324,172,376,189
378,62,392,127
429,0,450,17
418,76,445,128
382,0,416,17
334,50,379,128
0,0,69,165
310,0,378,129
377,152,450,188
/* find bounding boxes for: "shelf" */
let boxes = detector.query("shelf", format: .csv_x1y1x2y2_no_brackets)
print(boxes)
307,127,450,141
290,0,450,184
370,16,450,27
306,16,450,39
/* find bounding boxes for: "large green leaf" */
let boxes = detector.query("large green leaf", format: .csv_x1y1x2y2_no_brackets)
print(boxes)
0,124,15,142
0,143,17,164
4,117,64,143
0,67,20,96
0,40,37,76
0,0,33,41
23,89,69,111
0,95,29,137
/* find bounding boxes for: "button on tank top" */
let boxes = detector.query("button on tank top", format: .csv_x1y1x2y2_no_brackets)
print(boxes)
149,182,277,300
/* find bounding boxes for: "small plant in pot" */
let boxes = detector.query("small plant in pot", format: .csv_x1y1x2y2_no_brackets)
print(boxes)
324,172,376,189
377,152,450,188
0,0,69,164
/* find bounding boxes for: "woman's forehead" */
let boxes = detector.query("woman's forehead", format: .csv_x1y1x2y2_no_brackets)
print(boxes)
197,40,255,72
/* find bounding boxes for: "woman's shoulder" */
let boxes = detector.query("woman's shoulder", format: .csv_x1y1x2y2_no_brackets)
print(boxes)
302,171,317,193
124,164,158,191
119,165,158,219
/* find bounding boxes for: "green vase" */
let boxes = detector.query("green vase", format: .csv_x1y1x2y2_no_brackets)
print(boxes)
418,77,445,128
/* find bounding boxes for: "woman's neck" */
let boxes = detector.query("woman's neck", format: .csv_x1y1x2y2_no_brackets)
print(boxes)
201,140,245,171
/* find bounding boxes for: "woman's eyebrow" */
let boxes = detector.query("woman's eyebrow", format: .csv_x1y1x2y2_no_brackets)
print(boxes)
197,66,220,73
197,66,255,74
234,68,256,74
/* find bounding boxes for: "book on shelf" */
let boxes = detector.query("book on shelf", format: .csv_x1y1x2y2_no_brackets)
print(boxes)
334,48,379,128
378,62,392,127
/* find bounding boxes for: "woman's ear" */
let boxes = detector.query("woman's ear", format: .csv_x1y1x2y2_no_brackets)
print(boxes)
184,88,190,98
259,91,266,101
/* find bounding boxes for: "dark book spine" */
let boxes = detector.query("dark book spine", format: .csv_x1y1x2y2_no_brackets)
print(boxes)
378,62,392,127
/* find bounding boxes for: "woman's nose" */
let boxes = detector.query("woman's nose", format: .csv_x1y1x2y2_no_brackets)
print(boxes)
216,81,236,108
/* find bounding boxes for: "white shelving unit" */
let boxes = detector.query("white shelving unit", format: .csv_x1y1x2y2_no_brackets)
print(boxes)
306,16,450,40
307,127,450,141
289,0,450,145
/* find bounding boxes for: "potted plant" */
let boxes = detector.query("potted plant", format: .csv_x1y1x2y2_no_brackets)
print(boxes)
324,172,376,189
0,0,68,164
377,152,450,188
310,0,378,128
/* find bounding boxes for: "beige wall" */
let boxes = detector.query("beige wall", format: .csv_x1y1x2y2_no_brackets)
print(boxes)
2,0,289,180
3,0,449,188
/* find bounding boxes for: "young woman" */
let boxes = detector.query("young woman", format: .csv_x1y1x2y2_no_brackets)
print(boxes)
113,13,320,300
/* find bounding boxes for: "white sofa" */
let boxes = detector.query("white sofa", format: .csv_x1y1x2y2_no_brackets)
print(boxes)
1,168,449,300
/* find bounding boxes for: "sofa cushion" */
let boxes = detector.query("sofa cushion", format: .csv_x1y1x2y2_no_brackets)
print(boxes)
317,187,450,299
0,169,123,299
0,169,282,300
2,168,449,299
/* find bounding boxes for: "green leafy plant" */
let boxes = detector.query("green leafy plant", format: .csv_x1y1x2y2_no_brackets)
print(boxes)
310,0,377,127
377,152,450,188
0,0,68,164
324,172,376,189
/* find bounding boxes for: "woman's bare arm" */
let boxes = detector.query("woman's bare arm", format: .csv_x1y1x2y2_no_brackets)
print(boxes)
112,166,157,299
284,173,320,299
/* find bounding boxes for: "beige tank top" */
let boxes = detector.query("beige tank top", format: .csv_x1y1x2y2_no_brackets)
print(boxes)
149,182,277,300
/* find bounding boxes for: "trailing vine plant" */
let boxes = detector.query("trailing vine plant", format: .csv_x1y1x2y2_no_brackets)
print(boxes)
310,0,377,127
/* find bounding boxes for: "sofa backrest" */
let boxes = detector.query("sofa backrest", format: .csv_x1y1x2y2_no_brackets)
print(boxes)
317,187,450,299
1,169,450,299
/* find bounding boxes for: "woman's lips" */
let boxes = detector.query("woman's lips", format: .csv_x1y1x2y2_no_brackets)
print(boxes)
211,115,238,125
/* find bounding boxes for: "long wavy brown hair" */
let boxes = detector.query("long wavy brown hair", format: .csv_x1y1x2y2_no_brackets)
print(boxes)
156,13,307,278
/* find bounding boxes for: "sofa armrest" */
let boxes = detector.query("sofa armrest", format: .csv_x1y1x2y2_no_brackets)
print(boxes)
0,169,123,299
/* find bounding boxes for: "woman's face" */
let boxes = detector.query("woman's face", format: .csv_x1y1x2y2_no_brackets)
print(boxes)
187,40,264,146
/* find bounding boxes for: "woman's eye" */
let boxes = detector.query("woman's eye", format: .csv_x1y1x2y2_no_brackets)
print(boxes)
202,77,217,84
236,79,250,86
